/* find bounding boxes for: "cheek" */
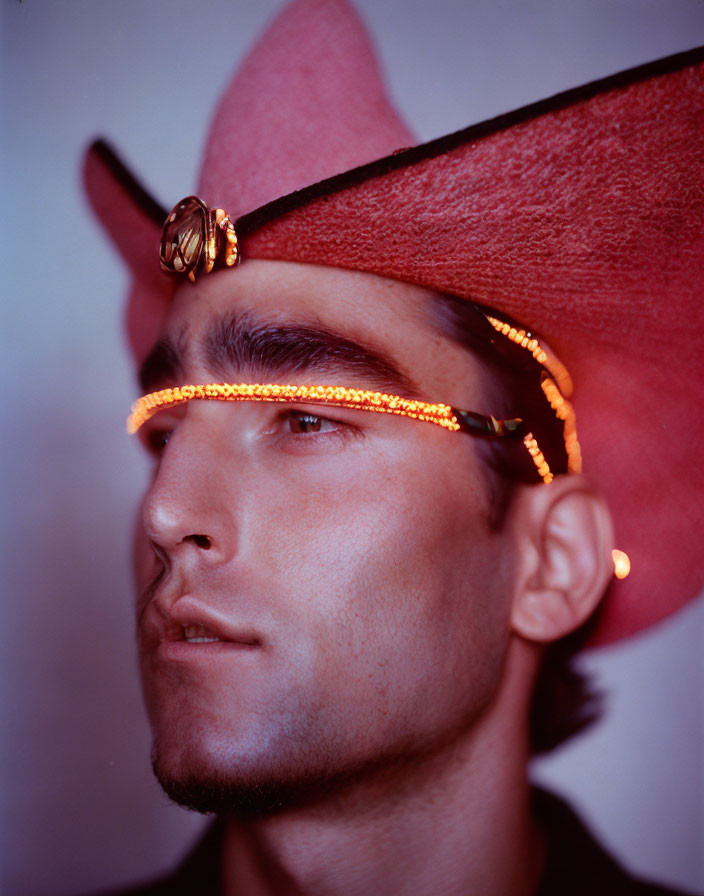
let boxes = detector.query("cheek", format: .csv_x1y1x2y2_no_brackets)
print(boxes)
244,436,513,737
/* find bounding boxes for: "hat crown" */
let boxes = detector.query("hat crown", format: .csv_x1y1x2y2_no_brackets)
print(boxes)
198,0,415,217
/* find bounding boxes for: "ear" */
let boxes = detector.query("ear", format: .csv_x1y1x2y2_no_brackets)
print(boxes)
508,476,614,643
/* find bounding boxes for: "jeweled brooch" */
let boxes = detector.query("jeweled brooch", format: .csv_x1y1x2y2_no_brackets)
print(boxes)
159,196,239,282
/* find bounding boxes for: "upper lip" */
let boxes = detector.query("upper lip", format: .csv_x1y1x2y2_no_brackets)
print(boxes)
140,593,263,648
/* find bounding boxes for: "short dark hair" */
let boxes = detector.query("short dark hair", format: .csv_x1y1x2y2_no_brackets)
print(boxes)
428,291,603,753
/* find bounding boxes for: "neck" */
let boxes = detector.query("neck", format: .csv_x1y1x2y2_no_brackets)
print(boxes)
221,639,545,896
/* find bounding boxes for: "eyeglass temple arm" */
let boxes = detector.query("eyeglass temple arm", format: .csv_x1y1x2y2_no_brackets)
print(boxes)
452,409,525,440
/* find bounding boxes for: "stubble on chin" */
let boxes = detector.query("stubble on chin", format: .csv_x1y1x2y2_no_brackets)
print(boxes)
150,746,368,820
148,710,355,819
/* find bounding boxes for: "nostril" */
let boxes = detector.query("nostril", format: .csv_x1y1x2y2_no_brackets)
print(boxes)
189,534,212,550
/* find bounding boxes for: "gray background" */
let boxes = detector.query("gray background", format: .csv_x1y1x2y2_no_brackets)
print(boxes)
2,0,703,893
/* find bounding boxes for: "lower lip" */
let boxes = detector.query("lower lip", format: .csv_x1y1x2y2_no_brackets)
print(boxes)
156,640,261,661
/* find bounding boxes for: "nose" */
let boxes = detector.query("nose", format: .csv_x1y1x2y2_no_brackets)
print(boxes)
141,416,238,566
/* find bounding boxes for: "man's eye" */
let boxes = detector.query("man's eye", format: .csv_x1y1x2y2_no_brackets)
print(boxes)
288,412,335,434
143,428,171,455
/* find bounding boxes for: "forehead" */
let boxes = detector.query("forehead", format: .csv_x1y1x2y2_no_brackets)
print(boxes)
156,260,482,405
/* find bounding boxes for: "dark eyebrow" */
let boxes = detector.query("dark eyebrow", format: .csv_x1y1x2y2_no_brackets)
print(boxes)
138,335,185,392
201,310,420,396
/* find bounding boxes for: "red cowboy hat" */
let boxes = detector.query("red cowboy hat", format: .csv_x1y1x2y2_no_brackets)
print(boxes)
83,0,704,646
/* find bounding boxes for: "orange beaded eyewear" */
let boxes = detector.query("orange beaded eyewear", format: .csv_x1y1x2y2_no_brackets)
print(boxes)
126,381,560,484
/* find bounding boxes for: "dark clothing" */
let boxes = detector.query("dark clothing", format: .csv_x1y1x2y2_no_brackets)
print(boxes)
102,790,695,895
531,790,695,895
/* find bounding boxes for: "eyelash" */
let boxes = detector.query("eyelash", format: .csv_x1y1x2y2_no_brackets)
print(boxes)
139,408,358,458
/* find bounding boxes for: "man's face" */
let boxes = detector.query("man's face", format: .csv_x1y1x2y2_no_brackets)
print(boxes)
134,260,517,813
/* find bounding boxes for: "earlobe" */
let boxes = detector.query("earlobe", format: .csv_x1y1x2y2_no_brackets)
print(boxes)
509,477,615,643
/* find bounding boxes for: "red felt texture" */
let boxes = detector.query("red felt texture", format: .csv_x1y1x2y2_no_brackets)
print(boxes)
198,0,416,216
82,0,704,645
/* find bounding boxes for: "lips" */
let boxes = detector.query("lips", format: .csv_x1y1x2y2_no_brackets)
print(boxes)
138,590,263,652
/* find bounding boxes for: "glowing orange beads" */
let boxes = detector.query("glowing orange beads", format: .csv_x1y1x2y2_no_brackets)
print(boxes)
539,376,582,474
485,315,574,396
486,315,582,476
126,381,562,486
127,382,462,435
522,433,554,485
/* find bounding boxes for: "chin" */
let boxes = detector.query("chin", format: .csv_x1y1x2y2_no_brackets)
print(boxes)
150,734,369,819
147,701,345,817
152,760,343,819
